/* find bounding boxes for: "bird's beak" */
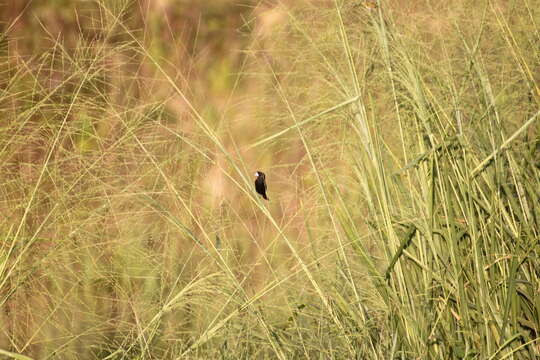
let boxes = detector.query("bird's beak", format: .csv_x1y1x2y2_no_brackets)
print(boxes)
254,172,258,177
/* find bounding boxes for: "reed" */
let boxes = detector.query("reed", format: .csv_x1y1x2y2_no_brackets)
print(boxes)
0,0,538,358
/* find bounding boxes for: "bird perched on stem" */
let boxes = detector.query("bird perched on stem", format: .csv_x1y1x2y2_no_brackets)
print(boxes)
254,171,269,200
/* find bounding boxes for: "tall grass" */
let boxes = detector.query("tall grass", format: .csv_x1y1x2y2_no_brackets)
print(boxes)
1,0,539,358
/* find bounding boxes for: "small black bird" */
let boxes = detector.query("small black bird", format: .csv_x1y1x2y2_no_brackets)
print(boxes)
254,171,269,200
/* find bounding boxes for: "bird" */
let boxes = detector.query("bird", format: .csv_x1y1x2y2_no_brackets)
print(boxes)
254,171,269,200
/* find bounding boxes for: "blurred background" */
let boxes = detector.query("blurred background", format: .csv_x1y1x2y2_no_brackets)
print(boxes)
1,0,539,358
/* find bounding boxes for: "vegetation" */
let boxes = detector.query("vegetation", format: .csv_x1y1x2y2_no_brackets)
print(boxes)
1,0,539,358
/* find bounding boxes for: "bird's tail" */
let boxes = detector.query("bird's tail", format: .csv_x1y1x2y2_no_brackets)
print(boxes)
263,194,269,201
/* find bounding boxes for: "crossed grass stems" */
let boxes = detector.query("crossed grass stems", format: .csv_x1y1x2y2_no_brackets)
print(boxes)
1,0,539,358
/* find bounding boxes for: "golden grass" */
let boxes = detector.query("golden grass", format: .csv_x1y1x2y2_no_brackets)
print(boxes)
0,0,539,358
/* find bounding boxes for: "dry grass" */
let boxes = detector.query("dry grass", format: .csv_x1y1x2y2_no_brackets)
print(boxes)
0,0,539,358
